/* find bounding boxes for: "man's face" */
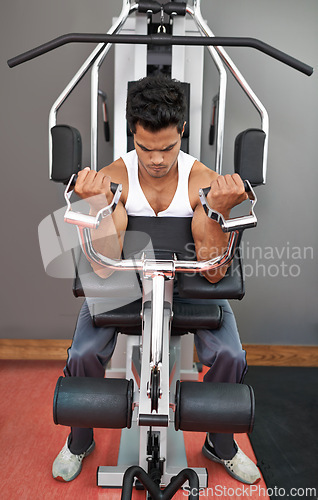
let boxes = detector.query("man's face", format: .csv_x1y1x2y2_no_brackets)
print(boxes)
133,123,183,179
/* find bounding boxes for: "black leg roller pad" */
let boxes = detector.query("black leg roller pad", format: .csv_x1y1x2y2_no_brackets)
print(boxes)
175,381,255,434
53,376,134,429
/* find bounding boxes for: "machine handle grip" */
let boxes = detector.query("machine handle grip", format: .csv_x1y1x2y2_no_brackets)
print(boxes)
202,180,251,197
64,174,122,229
110,181,118,195
199,180,256,232
70,173,118,195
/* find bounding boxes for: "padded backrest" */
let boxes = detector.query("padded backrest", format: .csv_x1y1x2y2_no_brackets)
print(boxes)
177,249,245,300
234,128,266,186
51,125,82,183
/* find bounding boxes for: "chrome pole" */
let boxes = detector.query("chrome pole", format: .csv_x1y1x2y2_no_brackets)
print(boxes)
90,1,138,170
186,4,227,174
192,0,269,183
150,274,165,367
48,0,134,177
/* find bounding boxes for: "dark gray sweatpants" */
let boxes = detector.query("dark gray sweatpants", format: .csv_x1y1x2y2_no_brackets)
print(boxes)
64,297,247,460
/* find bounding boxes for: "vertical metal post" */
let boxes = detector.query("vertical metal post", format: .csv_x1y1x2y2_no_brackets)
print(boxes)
113,12,148,160
191,0,269,182
151,274,165,366
48,0,134,177
171,16,205,161
186,3,227,174
90,0,137,170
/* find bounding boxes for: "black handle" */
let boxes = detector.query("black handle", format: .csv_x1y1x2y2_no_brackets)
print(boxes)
202,180,251,197
70,173,118,194
7,33,313,76
209,124,215,146
137,0,161,14
104,122,110,142
110,182,118,195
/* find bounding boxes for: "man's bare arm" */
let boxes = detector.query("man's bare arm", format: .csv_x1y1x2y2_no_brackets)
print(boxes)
74,167,128,278
192,173,248,283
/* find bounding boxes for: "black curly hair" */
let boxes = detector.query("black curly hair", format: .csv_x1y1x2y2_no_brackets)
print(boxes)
126,74,186,134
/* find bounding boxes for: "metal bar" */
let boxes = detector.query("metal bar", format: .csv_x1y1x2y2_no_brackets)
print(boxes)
47,1,134,178
48,42,106,178
64,183,244,273
8,34,314,76
186,5,227,174
75,224,241,274
90,1,138,170
151,275,165,366
63,174,123,227
138,306,153,471
192,0,269,183
199,180,257,232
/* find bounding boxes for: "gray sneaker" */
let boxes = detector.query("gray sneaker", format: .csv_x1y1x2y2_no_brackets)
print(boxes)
52,437,95,482
202,434,261,485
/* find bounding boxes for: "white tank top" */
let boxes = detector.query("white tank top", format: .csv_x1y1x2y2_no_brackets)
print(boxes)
123,149,195,217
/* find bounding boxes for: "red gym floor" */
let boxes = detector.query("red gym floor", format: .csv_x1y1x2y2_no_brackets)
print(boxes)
0,360,269,499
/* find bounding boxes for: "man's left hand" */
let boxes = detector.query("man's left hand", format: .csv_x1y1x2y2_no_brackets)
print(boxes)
206,173,248,219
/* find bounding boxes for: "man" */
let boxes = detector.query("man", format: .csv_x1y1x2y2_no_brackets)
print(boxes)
52,74,261,485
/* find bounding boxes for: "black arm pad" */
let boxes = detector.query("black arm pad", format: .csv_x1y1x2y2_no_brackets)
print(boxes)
177,250,245,300
73,250,141,299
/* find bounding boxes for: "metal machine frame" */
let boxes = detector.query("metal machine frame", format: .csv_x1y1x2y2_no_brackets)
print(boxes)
63,175,257,491
26,0,311,391
46,0,269,176
7,0,313,178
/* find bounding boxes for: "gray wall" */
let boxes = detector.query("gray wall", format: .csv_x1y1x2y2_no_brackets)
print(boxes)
1,0,317,345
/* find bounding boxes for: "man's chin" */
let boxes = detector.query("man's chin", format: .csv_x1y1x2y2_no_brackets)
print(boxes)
147,166,167,177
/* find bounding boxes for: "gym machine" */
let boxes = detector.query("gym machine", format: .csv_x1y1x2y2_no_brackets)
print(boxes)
54,173,257,497
8,1,313,498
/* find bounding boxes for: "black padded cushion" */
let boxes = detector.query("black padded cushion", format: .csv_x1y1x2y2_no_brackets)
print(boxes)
123,216,194,258
234,128,266,187
51,125,82,183
92,299,142,329
177,249,245,300
92,299,222,334
73,250,141,300
171,301,223,332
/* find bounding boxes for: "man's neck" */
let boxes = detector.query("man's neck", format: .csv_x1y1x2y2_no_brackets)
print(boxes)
138,160,179,190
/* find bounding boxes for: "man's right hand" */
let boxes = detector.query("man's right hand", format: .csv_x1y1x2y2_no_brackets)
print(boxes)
74,167,113,213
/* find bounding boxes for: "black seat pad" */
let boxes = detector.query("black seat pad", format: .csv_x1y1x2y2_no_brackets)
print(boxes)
92,299,222,334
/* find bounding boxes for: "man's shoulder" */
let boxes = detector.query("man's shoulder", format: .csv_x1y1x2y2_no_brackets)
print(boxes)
100,157,128,183
99,158,129,205
190,160,218,184
188,161,218,209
